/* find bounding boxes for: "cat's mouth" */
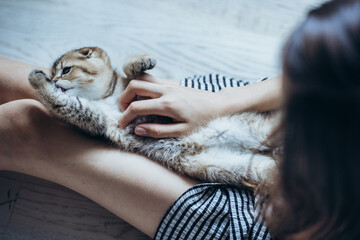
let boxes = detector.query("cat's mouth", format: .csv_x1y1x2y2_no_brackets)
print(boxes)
54,82,73,93
56,85,73,93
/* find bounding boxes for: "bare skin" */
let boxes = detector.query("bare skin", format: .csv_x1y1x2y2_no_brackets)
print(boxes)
0,56,282,237
0,57,47,103
0,99,199,237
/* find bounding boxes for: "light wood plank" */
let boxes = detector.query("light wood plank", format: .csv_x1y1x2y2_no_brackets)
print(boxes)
0,176,21,233
1,172,149,240
0,0,322,81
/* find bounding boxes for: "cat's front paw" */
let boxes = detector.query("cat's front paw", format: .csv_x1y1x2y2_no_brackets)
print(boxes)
123,55,156,78
28,70,51,89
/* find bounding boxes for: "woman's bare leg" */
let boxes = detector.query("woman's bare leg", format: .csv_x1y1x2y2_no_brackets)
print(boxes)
0,58,198,237
0,100,198,237
0,57,51,104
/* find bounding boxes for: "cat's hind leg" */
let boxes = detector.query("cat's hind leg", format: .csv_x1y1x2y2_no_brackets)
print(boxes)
181,149,276,187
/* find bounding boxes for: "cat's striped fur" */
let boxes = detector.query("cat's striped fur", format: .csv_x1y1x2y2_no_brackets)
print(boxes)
28,47,280,187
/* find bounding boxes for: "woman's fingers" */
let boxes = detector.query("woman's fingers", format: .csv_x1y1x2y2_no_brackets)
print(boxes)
119,80,163,111
118,98,175,129
134,123,190,138
118,74,212,138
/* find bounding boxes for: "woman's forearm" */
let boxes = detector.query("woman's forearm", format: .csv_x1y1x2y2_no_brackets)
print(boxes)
218,76,283,115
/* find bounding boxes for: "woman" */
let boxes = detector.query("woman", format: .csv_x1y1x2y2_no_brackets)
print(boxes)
0,0,359,239
263,0,360,238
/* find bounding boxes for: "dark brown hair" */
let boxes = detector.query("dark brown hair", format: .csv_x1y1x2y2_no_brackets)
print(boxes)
264,0,360,239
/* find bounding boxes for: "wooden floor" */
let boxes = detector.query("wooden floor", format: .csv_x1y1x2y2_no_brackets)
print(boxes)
0,0,324,239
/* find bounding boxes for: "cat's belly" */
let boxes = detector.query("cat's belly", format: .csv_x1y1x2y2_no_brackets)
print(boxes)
94,99,122,121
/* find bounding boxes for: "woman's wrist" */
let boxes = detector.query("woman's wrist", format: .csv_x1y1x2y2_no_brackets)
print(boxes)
216,87,251,115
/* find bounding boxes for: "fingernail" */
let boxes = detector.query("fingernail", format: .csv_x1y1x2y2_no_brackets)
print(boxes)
135,127,147,135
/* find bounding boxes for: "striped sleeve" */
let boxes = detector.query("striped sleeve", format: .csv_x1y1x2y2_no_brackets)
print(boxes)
154,183,271,240
180,73,268,92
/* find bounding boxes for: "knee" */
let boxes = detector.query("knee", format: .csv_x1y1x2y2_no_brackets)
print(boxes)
0,100,50,171
0,99,49,129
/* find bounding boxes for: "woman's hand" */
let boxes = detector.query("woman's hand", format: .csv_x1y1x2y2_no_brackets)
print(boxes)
118,73,226,138
118,73,283,138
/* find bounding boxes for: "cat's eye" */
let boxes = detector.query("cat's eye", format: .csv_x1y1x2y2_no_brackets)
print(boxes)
62,67,72,75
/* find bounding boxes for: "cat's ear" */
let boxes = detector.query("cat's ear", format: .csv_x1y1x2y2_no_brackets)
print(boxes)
78,48,93,58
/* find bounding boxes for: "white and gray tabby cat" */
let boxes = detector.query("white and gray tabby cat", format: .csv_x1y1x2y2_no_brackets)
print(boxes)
28,47,280,187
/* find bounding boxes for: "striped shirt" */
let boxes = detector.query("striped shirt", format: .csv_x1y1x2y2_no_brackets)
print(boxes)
154,74,271,240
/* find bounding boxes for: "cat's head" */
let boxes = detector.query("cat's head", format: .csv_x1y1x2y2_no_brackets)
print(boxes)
50,47,115,100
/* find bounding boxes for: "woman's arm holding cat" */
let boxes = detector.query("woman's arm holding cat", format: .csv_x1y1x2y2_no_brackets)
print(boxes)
220,75,283,113
118,74,283,138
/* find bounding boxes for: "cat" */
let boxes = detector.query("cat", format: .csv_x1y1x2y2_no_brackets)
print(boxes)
28,47,280,187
